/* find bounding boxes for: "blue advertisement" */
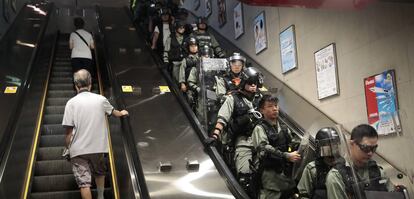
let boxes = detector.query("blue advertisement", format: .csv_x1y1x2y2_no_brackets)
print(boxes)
280,25,297,73
367,70,401,135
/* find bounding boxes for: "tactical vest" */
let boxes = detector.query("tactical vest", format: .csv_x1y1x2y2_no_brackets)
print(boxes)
223,74,240,93
193,31,212,49
260,121,290,172
229,93,253,136
309,159,331,199
168,35,185,62
335,160,388,199
184,55,199,81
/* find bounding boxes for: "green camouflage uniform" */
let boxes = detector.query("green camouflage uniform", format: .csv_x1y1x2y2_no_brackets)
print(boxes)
297,161,317,199
252,120,296,199
216,94,254,173
163,34,184,84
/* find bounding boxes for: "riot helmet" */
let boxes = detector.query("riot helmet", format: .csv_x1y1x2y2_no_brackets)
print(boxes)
240,67,264,89
200,45,212,58
196,17,208,30
228,52,246,75
174,20,186,34
186,37,199,54
315,127,341,158
159,7,171,17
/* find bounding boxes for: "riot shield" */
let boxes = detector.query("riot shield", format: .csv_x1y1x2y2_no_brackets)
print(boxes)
198,58,228,133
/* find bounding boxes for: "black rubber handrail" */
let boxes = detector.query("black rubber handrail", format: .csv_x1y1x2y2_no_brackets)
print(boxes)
0,2,54,181
95,6,151,199
126,7,251,199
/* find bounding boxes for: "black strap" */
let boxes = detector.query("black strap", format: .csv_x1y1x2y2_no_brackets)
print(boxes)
74,31,89,48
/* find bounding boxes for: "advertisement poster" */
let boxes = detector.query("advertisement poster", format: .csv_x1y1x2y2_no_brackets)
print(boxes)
217,0,226,27
314,43,339,99
253,11,267,54
233,2,243,39
364,70,400,135
280,25,298,73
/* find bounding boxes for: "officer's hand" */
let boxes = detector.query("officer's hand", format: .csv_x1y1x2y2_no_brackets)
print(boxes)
287,151,301,163
180,83,187,92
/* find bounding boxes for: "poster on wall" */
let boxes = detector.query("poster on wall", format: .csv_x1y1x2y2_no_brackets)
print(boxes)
205,0,212,17
193,0,200,10
280,25,298,74
233,2,243,39
364,69,401,135
217,0,226,27
253,11,267,54
314,43,339,99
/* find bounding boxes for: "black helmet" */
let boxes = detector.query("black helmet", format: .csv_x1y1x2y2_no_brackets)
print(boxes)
229,52,246,63
199,45,212,58
196,16,208,25
185,37,198,53
315,127,341,158
159,7,171,16
174,20,186,31
240,67,264,89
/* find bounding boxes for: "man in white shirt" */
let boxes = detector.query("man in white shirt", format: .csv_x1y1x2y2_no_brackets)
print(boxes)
69,17,95,73
62,69,128,199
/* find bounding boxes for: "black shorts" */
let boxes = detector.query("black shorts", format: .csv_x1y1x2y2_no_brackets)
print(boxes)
71,57,92,73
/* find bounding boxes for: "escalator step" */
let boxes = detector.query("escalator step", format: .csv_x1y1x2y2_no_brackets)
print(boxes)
40,134,65,147
43,114,64,125
53,67,72,72
50,77,72,84
37,147,65,160
47,98,69,106
30,188,112,199
32,174,78,192
35,160,72,176
44,106,65,115
42,124,65,135
47,90,76,98
49,83,74,91
52,71,72,77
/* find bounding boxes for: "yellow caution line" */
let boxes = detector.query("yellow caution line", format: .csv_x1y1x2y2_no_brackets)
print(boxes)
21,34,57,199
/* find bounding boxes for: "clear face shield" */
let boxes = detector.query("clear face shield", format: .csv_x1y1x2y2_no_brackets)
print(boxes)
197,58,228,133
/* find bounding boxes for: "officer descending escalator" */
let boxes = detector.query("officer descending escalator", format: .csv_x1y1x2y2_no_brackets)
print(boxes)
297,127,344,199
251,95,301,199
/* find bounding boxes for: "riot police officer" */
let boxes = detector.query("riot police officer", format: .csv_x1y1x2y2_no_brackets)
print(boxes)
164,20,186,81
179,37,200,107
206,67,263,197
252,95,301,199
216,52,245,103
190,17,226,58
326,124,395,199
297,127,342,199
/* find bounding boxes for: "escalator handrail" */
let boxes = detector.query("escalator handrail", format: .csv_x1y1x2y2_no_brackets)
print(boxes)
127,7,251,199
0,2,55,182
95,6,151,199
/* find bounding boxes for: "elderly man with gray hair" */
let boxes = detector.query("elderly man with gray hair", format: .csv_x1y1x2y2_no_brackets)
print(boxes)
62,69,128,199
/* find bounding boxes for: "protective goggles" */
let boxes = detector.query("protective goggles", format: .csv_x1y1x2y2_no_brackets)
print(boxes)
356,142,378,153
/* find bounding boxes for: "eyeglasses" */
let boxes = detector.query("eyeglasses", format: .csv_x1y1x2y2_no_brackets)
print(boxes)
355,142,378,153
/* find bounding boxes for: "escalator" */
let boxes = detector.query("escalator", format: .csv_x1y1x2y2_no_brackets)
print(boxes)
27,33,113,199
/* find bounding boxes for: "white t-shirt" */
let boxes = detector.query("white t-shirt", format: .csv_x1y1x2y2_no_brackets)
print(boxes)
62,91,114,158
69,29,94,59
154,24,171,47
